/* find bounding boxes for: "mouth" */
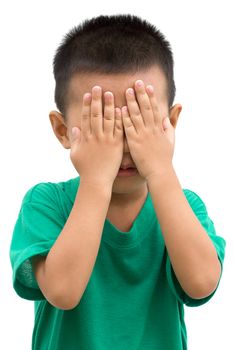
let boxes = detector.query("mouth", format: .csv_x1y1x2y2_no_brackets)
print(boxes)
119,164,136,170
117,166,138,177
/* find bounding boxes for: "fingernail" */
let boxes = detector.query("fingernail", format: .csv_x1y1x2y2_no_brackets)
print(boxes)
84,92,91,101
104,91,113,97
92,86,102,93
71,127,78,139
146,85,154,93
127,88,134,95
136,80,143,87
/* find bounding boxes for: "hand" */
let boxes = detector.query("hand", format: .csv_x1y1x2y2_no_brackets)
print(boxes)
121,80,175,180
70,86,124,188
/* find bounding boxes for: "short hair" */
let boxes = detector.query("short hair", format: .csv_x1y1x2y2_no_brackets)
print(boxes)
53,14,176,117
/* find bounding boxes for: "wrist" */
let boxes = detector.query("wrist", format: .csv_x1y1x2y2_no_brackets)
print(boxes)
146,164,176,184
79,177,113,196
146,165,182,200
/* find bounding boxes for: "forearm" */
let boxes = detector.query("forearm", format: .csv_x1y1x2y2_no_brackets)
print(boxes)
38,180,112,309
147,166,221,299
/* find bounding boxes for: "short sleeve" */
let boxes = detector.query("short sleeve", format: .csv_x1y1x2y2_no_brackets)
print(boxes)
9,183,66,301
166,189,226,307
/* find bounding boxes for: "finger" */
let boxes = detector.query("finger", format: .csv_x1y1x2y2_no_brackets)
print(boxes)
71,127,80,143
103,91,115,135
121,105,136,137
125,88,145,132
81,92,92,137
91,86,103,136
114,107,123,139
134,80,154,127
145,85,162,126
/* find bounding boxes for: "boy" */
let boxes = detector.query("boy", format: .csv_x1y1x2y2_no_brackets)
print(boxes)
10,14,226,350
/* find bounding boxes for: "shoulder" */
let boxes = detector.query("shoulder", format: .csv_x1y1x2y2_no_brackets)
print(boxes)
21,176,80,207
182,188,208,213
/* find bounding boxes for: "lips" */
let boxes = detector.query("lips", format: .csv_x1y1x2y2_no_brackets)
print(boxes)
119,164,136,170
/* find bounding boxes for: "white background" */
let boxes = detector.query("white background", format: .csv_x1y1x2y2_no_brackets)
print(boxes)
0,0,233,349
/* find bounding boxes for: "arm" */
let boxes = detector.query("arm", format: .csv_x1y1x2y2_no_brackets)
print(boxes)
33,85,124,310
32,180,112,310
121,79,221,300
147,166,222,299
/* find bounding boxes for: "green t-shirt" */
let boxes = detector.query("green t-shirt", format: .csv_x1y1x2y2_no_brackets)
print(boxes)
10,176,226,350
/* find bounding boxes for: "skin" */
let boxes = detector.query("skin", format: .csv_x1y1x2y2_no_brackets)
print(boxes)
49,65,181,211
48,64,222,301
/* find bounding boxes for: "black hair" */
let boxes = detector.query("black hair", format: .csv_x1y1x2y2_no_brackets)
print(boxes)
53,14,176,117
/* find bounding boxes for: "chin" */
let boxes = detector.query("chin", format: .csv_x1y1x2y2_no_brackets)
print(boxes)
111,176,147,194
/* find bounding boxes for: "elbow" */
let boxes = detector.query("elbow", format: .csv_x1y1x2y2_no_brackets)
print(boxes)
50,295,81,311
185,280,217,299
46,288,81,310
185,266,221,299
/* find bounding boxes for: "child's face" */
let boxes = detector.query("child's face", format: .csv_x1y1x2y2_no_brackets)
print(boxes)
65,65,170,141
49,65,181,195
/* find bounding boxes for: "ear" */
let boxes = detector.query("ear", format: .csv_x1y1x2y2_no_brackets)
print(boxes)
169,103,182,129
49,111,71,149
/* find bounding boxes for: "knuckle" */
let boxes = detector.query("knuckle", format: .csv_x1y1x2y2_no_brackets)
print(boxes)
135,110,141,117
95,131,104,140
152,126,160,135
104,113,114,121
92,112,102,118
105,133,114,143
85,131,92,139
82,113,89,119
153,104,159,112
143,104,151,111
115,121,122,131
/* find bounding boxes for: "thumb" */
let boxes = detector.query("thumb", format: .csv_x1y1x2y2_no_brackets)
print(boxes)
162,116,174,145
71,127,81,143
162,117,171,130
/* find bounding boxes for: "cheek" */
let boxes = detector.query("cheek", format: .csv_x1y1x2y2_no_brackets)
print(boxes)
158,103,170,119
66,105,83,128
65,121,82,144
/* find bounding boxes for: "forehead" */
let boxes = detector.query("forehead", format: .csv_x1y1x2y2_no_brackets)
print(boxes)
68,65,168,108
